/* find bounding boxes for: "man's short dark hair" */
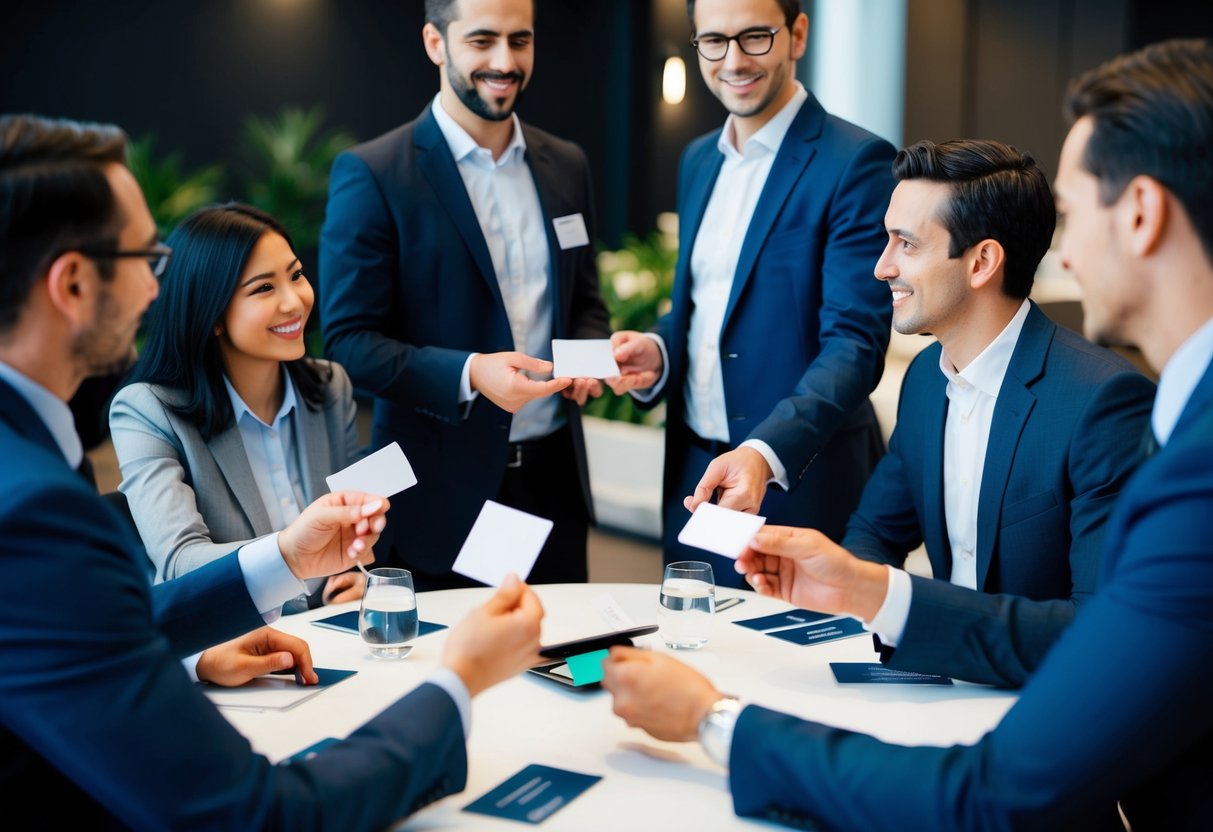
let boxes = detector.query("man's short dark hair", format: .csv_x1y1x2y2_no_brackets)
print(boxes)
426,0,535,37
892,139,1055,300
1064,38,1213,267
0,115,127,335
687,0,800,29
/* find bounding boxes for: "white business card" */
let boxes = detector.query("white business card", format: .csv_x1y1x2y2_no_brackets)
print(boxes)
677,501,767,559
552,339,621,379
325,441,417,498
452,500,553,586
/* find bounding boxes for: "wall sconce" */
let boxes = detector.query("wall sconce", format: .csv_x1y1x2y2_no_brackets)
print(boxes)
662,55,686,105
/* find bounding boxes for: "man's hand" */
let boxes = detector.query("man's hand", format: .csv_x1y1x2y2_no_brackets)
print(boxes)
735,525,889,622
322,570,365,605
684,446,773,514
278,492,389,581
441,574,544,697
196,626,318,687
601,647,720,742
560,377,604,406
470,352,572,413
605,331,663,394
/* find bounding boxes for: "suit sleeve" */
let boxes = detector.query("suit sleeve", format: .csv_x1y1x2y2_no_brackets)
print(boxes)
319,150,469,422
728,410,1209,832
885,369,1154,687
109,384,257,581
0,471,467,829
747,136,895,479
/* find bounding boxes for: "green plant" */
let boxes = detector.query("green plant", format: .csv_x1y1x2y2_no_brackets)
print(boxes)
584,213,678,425
237,106,356,253
126,136,225,238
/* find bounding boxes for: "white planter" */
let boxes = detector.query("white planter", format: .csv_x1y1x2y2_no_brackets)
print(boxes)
583,415,664,540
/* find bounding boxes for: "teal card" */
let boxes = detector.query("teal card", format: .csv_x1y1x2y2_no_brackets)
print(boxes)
564,649,609,685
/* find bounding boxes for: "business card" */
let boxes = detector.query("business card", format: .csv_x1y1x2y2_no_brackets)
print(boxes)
464,764,602,824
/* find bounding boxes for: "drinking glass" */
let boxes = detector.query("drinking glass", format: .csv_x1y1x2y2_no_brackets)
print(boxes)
658,560,716,649
359,568,419,659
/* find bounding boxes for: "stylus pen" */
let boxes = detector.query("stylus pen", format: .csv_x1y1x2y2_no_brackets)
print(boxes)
715,597,746,613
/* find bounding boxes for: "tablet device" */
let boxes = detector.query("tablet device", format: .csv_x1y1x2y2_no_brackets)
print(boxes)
536,624,658,659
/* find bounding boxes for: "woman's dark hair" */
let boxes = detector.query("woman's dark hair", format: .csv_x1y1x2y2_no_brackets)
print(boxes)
123,202,329,440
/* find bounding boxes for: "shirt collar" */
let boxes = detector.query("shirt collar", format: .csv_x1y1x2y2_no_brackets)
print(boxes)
1153,314,1213,446
0,360,84,468
432,93,527,167
224,368,297,430
717,82,808,161
939,299,1032,398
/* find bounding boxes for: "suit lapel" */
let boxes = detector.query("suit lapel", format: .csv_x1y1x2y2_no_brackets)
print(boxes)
208,425,274,536
1169,359,1213,443
974,305,1051,590
414,106,506,311
674,143,725,333
722,96,825,330
0,376,61,458
522,126,565,336
296,402,332,503
918,364,952,578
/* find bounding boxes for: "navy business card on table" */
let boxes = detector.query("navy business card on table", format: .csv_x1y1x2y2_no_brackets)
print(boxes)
311,610,448,638
734,608,833,631
464,764,601,824
830,662,954,685
766,616,867,645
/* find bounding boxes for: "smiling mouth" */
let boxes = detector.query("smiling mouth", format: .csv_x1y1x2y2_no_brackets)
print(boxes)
721,73,763,89
269,320,302,335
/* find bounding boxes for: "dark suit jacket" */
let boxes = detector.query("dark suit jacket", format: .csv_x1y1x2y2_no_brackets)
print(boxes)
649,91,895,537
845,304,1154,686
0,376,467,829
319,104,610,573
727,362,1213,831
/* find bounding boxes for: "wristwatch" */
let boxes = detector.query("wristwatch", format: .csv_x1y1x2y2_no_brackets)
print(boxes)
697,695,743,767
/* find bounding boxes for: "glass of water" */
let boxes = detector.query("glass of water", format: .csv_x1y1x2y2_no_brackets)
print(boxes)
359,568,419,659
659,561,716,649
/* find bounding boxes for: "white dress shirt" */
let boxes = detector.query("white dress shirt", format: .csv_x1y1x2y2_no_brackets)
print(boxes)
1152,314,1213,446
867,300,1031,644
431,95,560,443
224,372,322,602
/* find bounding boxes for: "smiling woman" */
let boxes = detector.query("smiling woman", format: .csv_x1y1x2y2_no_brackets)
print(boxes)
107,203,366,610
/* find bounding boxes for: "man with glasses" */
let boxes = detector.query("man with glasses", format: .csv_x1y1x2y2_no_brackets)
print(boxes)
603,38,1213,830
609,0,895,586
0,113,548,827
320,0,610,590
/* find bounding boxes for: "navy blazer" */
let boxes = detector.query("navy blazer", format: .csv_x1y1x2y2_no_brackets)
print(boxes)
845,304,1154,686
0,376,467,828
649,91,895,535
727,363,1213,830
319,104,610,573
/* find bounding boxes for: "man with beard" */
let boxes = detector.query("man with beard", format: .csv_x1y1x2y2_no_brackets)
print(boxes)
320,0,610,589
608,0,896,587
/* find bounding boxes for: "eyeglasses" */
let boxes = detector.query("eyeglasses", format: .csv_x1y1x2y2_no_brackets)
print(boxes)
77,244,173,278
691,26,783,61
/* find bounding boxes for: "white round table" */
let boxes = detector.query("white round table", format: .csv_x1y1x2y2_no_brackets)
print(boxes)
223,583,1018,829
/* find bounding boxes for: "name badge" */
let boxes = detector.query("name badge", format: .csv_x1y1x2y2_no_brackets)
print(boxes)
552,213,590,250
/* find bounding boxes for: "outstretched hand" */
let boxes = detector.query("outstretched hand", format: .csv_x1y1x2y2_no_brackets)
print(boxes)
736,525,888,622
278,492,389,581
471,351,572,413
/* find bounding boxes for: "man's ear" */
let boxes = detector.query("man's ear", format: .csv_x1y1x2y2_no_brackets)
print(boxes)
422,22,446,67
44,252,94,325
1122,175,1167,258
969,238,1006,291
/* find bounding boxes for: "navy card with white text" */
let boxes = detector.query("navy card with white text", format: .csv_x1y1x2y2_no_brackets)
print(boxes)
830,662,954,685
464,764,601,824
733,608,833,631
766,616,867,645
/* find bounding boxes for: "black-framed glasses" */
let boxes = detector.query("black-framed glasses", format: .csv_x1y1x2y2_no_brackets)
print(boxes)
77,244,173,278
691,26,783,61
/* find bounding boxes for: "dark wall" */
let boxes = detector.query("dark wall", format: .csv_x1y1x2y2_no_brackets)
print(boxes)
0,0,652,246
904,0,1213,180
